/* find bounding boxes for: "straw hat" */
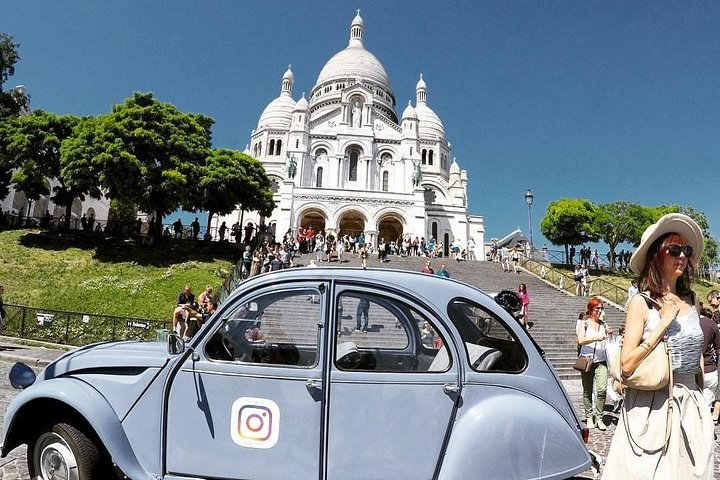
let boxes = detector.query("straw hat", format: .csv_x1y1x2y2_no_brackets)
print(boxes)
629,213,703,275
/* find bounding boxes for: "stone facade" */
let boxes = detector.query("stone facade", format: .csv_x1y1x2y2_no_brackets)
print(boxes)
219,11,484,255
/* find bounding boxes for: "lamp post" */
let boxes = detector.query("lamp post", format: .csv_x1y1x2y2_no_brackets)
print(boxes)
524,189,534,250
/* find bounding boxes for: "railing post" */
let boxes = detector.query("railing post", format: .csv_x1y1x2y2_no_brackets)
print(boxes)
20,306,26,338
65,313,71,344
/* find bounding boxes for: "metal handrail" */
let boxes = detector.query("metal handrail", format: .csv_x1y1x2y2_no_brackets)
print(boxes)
2,303,168,346
520,256,628,308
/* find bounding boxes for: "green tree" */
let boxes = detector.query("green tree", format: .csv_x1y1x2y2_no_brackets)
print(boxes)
540,198,599,263
595,201,649,269
89,92,213,235
0,33,28,119
191,148,275,231
1,110,79,219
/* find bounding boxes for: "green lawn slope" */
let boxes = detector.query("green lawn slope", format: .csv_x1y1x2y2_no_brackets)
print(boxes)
0,229,238,321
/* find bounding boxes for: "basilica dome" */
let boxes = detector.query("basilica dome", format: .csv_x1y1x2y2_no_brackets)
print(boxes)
310,12,395,117
257,66,296,129
315,48,392,95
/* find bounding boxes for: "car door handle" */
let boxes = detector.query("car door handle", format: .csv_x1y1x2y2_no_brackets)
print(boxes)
443,383,459,395
306,379,322,390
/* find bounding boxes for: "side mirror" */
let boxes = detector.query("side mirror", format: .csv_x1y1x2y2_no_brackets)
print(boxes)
167,333,186,355
9,362,36,389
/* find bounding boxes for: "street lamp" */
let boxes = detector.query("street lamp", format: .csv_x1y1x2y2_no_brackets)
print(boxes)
524,189,534,249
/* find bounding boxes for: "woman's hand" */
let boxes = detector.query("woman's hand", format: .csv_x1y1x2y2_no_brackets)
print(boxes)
659,299,680,328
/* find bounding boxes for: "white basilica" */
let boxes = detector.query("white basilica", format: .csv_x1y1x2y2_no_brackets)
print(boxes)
224,11,484,255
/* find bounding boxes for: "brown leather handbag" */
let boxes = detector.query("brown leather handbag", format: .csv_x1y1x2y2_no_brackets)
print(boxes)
573,355,593,372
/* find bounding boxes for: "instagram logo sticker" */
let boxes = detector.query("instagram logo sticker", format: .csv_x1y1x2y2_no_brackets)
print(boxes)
230,397,280,449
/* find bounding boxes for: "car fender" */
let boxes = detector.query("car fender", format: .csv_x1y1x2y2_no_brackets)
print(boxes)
2,377,155,480
438,386,591,480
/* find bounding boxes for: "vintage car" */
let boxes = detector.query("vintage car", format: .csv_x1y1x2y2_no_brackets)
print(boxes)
2,268,596,479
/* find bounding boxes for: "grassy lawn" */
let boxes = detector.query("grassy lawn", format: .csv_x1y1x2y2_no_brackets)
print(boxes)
0,229,238,321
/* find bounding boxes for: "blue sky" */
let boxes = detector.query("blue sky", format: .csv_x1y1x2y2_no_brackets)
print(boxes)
3,1,720,250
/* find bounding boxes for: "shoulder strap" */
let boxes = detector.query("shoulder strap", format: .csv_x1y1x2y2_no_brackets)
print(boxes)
638,292,661,309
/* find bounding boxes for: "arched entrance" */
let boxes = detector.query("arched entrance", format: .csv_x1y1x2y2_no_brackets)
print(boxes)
377,214,404,244
298,208,327,234
338,210,366,238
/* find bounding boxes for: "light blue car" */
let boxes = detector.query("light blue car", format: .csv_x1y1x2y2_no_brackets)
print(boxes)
2,268,597,479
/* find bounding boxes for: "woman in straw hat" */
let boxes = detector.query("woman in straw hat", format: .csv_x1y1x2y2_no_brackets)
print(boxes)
603,213,713,479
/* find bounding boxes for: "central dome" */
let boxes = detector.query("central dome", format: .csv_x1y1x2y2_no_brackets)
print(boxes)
315,47,392,93
312,11,394,99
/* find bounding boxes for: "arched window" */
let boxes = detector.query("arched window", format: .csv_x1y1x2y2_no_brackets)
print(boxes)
295,139,299,148
268,139,275,156
316,167,323,188
258,142,263,156
421,149,427,165
276,139,282,156
429,150,434,166
349,151,359,182
315,148,327,161
432,222,438,241
382,171,389,192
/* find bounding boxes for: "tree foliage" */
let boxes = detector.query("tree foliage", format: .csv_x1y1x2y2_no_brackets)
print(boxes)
0,33,28,119
595,201,650,267
540,198,599,262
191,148,275,228
87,92,213,231
1,110,79,217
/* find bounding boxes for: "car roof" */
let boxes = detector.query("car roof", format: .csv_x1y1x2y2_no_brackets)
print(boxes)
226,267,495,315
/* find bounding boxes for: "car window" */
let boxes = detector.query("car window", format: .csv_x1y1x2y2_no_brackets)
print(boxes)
205,288,321,367
334,292,450,373
447,299,526,373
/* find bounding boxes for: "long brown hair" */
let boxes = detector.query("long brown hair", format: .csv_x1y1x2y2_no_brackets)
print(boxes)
638,232,694,300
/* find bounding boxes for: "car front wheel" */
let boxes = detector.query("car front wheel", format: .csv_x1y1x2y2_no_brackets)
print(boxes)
28,422,100,480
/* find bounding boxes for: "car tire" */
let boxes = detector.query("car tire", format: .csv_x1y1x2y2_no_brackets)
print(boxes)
28,422,101,480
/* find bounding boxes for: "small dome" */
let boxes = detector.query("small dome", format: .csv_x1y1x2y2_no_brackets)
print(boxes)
257,95,296,129
450,158,461,175
416,73,427,90
352,10,364,27
257,67,296,129
402,100,417,120
415,103,445,139
294,93,309,111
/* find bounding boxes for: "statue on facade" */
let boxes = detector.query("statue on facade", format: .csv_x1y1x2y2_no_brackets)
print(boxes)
286,155,297,179
351,102,361,127
411,160,422,187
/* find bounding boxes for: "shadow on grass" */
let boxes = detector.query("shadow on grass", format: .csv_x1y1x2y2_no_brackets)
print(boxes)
19,230,241,267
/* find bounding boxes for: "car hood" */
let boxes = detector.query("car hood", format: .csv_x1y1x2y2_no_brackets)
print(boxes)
39,341,172,381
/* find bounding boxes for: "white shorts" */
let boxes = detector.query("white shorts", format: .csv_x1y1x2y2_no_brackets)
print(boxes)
703,369,718,406
174,306,189,321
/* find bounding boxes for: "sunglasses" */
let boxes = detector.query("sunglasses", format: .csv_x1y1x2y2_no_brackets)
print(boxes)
666,244,693,259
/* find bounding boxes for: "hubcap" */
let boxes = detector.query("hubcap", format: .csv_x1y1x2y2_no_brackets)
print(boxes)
33,432,79,480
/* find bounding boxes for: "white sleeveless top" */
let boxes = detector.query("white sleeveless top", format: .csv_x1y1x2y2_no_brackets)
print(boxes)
644,305,703,375
577,320,608,362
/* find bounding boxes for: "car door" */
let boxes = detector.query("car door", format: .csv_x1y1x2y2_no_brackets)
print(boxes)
327,287,460,480
165,283,326,479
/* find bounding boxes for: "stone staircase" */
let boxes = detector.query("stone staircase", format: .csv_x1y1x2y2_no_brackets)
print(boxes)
295,253,625,379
